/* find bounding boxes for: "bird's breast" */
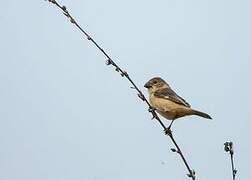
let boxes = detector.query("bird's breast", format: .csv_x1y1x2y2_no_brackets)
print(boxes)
149,93,190,120
149,94,176,120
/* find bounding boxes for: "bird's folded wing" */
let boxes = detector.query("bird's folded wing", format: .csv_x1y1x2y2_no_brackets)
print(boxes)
154,88,191,107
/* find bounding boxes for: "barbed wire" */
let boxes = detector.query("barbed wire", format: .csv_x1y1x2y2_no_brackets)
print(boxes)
46,0,196,179
224,142,237,180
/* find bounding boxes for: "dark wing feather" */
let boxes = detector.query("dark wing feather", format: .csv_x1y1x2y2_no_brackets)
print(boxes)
154,88,191,107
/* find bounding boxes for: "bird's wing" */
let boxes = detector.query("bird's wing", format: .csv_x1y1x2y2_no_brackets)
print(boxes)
154,88,191,107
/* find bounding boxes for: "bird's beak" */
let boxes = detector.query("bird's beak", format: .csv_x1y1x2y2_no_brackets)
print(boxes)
144,82,151,88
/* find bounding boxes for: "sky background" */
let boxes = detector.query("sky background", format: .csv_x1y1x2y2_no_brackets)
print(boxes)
0,0,250,179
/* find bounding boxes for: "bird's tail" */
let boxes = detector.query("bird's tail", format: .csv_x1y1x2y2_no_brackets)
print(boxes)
191,109,212,119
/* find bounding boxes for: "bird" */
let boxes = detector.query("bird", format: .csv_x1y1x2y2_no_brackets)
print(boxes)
144,77,212,129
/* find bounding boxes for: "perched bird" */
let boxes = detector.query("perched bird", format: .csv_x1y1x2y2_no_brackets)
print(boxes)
144,77,212,129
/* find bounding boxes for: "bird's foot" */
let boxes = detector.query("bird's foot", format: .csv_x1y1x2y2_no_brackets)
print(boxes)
148,107,156,113
164,127,172,136
148,107,157,120
165,120,174,134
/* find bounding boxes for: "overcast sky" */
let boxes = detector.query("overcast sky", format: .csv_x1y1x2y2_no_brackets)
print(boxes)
0,0,250,179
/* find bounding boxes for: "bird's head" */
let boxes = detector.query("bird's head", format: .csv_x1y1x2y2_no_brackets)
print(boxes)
144,77,169,93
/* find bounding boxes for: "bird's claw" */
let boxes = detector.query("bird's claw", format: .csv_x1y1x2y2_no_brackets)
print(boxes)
148,107,157,120
164,127,172,136
151,114,157,120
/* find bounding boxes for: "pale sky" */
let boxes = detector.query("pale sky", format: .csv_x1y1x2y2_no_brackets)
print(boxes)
0,0,250,179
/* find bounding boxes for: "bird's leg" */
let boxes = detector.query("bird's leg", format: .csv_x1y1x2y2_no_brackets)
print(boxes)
164,120,174,135
168,120,175,129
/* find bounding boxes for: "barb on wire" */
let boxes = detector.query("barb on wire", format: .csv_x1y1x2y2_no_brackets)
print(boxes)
224,142,237,180
46,0,196,179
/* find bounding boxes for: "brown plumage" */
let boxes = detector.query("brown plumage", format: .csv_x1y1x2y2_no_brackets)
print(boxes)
144,77,212,124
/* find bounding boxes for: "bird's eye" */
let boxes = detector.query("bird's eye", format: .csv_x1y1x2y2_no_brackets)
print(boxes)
153,81,157,84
